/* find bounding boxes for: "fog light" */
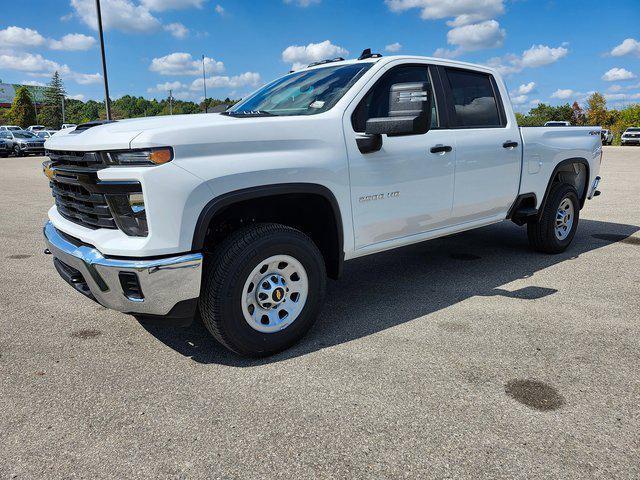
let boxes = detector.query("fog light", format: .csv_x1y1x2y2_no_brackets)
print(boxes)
106,192,148,236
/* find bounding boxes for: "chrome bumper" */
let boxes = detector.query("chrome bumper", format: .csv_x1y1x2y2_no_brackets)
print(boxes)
44,221,203,316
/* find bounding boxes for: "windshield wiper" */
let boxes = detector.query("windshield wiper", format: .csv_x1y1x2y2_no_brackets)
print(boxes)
223,110,275,117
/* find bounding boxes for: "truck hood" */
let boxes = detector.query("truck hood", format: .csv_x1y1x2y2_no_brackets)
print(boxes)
44,113,240,151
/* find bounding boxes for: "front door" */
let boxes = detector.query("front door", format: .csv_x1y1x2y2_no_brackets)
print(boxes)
343,63,456,249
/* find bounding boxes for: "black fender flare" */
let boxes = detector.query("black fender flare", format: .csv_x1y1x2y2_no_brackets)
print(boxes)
191,182,344,256
537,157,590,219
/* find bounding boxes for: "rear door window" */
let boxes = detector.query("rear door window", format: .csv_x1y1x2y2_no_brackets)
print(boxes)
445,69,503,128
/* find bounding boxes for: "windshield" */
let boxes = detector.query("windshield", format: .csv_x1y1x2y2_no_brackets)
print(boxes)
7,126,21,131
626,128,640,132
14,131,37,139
37,132,49,138
229,63,373,117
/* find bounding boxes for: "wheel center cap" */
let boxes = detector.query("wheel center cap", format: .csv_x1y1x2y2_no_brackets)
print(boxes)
255,274,287,309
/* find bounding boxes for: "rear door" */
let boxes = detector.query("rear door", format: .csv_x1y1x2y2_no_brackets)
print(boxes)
343,62,456,248
439,67,521,223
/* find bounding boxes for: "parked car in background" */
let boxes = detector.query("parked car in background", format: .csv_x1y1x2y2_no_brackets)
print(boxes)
601,129,613,145
544,121,571,127
27,125,46,132
620,127,640,146
61,124,77,130
0,125,22,131
0,137,10,157
36,130,59,139
0,130,45,156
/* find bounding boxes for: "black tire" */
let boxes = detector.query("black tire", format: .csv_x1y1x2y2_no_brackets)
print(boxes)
199,223,326,357
13,146,20,157
527,183,579,254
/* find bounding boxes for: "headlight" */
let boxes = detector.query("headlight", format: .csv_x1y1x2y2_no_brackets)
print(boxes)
105,192,148,236
106,147,173,166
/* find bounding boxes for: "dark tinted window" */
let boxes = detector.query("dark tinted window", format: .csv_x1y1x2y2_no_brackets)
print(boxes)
446,69,502,127
352,65,438,132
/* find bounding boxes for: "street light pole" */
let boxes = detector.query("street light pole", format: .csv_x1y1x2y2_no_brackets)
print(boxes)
95,0,112,120
202,54,208,113
168,89,173,115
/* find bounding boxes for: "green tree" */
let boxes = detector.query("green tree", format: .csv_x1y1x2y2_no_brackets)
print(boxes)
586,92,607,127
9,86,37,128
40,71,67,129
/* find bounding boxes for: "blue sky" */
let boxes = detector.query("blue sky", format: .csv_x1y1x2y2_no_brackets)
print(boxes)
1,0,639,111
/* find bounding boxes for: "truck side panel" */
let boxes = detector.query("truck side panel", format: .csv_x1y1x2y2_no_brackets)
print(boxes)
518,127,602,207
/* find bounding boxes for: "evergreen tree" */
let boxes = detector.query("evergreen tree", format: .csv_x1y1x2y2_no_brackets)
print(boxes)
9,86,37,128
40,71,67,129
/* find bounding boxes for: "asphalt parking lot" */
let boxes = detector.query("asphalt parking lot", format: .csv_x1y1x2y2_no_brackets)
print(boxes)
1,147,639,479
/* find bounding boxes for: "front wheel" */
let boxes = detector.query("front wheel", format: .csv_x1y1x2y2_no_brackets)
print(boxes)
13,146,20,157
199,223,326,357
527,183,579,254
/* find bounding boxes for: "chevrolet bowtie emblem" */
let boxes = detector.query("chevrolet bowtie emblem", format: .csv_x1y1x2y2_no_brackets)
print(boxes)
43,162,54,180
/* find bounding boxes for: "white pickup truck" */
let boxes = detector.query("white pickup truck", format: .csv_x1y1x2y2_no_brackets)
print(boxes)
43,53,602,356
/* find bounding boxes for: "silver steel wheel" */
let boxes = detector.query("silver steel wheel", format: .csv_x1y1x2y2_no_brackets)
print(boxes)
555,197,575,240
241,254,309,333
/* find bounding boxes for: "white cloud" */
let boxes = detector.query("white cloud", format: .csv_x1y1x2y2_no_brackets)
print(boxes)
385,0,505,26
163,23,189,39
140,0,204,10
521,44,569,68
284,0,321,6
68,93,86,101
608,82,640,92
49,33,96,51
444,19,505,56
215,4,225,14
0,52,100,85
282,40,348,70
73,72,102,84
487,44,569,75
551,89,575,99
150,52,225,76
0,27,95,52
20,80,46,87
604,92,640,102
515,82,536,95
510,94,528,105
71,0,161,33
385,42,402,53
191,72,261,91
0,26,45,48
0,53,70,75
602,67,637,82
610,38,640,57
529,98,541,107
147,81,187,93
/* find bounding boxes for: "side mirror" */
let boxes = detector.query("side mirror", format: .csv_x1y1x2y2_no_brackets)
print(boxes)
366,82,432,137
357,82,432,154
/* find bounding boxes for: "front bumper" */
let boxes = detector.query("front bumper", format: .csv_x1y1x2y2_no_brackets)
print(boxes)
621,138,639,144
44,221,203,316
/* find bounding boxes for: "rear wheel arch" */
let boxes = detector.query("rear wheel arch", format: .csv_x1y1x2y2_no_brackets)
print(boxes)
538,158,590,218
192,183,344,279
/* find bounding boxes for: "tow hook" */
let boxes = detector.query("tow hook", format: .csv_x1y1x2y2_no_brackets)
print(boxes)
44,248,51,255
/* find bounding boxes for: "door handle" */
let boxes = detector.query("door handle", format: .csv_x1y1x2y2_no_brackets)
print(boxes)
502,141,519,148
430,145,452,154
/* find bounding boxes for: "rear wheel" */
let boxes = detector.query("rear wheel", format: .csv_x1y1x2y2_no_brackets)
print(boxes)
527,183,579,254
199,223,326,357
